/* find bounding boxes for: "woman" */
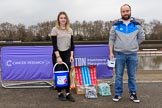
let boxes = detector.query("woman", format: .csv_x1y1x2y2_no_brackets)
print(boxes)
50,11,75,102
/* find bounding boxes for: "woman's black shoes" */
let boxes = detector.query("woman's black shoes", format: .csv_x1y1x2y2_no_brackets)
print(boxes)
58,93,66,101
66,94,75,102
58,93,75,102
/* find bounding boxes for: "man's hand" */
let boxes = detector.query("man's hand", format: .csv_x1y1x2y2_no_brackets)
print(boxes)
109,52,114,60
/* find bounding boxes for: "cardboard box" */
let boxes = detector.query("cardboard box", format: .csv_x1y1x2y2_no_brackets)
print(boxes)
75,78,85,94
75,85,86,94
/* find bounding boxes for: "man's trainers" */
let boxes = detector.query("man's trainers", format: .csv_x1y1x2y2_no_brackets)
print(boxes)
58,93,66,101
66,94,75,102
130,93,140,103
112,95,122,102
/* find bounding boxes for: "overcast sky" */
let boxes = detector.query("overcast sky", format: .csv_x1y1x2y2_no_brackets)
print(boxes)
0,0,162,26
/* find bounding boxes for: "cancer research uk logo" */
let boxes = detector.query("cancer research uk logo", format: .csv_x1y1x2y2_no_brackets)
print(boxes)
6,60,12,67
6,60,50,67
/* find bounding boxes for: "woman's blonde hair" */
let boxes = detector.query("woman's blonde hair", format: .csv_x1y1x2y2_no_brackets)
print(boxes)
56,11,70,31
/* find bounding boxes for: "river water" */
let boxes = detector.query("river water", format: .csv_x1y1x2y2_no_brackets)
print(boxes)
138,52,162,70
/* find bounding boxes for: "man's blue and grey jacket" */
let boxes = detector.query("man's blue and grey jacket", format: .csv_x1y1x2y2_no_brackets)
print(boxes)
109,17,145,54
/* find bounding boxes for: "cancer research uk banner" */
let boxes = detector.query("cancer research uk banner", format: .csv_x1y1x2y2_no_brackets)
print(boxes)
1,45,113,81
1,46,53,81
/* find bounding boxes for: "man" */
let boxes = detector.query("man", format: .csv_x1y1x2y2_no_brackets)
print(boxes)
109,4,145,103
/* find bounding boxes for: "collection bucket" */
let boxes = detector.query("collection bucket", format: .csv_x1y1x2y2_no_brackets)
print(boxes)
53,62,69,87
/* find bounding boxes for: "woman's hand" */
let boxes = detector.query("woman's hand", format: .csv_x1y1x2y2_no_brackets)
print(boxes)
57,56,62,64
70,56,74,63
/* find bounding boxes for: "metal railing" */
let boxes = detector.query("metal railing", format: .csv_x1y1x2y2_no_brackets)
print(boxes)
0,40,162,49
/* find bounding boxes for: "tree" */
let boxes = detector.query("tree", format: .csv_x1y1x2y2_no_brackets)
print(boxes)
149,20,162,40
0,22,17,41
16,24,26,41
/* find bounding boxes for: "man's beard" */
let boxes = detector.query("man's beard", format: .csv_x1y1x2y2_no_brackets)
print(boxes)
122,14,131,20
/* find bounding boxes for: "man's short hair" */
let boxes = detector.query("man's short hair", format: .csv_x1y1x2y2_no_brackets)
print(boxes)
120,4,131,12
